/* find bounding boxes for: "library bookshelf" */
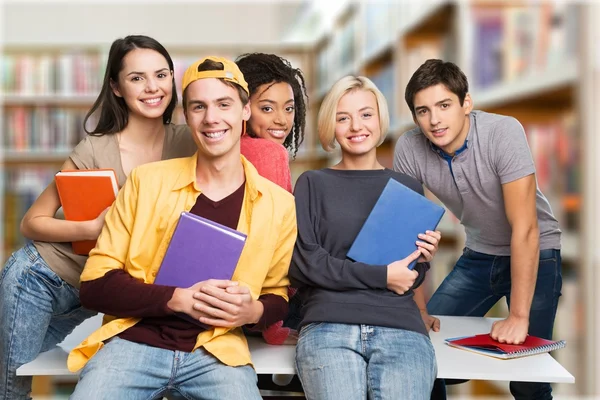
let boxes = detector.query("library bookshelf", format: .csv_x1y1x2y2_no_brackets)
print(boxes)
304,0,589,396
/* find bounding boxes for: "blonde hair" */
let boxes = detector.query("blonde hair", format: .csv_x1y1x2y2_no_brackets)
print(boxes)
318,75,390,151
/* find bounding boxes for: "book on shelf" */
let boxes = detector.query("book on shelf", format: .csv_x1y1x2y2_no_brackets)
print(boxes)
363,2,393,57
3,167,54,253
446,333,566,360
369,63,396,128
2,53,103,96
471,3,578,88
347,178,445,270
3,107,92,152
522,114,580,231
54,169,119,255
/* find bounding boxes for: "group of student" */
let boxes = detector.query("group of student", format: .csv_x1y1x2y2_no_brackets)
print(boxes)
0,34,562,400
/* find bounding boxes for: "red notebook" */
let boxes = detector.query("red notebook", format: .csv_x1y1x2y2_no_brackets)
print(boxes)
446,333,566,360
55,169,119,255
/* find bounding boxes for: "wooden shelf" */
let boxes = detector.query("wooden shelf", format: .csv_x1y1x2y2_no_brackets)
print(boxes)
3,94,97,106
359,43,394,74
474,61,578,110
3,150,70,163
400,2,454,39
386,117,416,141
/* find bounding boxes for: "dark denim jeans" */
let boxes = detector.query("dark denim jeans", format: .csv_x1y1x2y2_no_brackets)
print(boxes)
428,247,562,400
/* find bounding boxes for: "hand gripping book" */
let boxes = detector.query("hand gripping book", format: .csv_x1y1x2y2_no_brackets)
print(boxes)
347,177,445,269
55,169,119,255
154,212,247,289
445,333,566,360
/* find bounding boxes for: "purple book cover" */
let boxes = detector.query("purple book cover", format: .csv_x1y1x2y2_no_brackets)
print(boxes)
154,212,247,288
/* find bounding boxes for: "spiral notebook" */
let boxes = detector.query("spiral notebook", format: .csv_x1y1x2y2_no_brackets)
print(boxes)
446,333,566,360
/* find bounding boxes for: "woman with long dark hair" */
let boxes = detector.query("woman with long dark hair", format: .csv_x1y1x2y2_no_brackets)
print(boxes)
0,35,194,399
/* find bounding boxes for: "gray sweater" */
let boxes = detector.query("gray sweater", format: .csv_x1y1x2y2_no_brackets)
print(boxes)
289,168,429,336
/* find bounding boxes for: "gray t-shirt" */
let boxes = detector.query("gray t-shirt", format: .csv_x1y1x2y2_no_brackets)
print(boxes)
393,110,561,256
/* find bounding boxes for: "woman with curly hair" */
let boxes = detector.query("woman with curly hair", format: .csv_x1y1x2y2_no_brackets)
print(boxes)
236,52,310,392
236,52,308,158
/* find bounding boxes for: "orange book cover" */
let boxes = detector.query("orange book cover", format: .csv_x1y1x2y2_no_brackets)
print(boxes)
55,169,118,255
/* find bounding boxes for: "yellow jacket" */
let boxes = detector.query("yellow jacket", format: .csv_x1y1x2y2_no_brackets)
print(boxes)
67,154,296,372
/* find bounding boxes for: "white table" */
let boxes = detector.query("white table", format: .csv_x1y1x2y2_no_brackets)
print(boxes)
430,316,574,383
17,315,574,384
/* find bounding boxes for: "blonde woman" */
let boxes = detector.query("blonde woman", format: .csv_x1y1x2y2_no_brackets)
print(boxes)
289,76,440,399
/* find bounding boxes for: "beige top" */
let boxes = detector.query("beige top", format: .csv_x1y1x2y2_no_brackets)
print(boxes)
34,124,196,288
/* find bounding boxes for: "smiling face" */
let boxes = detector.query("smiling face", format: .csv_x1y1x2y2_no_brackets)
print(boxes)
334,89,381,158
413,83,473,154
111,48,173,120
247,81,295,144
183,78,250,159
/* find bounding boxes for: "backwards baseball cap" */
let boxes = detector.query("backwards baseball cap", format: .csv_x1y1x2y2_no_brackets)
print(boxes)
181,56,249,95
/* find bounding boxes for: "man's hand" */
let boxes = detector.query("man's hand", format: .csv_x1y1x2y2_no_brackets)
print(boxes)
490,315,529,344
386,249,422,295
167,279,238,322
420,309,440,332
192,284,264,328
416,230,441,262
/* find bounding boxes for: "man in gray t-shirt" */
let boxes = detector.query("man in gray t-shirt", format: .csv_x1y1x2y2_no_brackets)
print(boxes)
393,60,561,400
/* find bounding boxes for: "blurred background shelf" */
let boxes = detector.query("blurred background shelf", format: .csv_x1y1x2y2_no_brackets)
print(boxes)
3,94,98,106
2,1,598,398
3,150,72,164
474,61,578,110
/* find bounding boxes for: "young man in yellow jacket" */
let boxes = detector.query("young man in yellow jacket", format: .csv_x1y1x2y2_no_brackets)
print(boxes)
67,56,297,400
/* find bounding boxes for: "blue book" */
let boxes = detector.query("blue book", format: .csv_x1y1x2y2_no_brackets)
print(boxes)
347,178,446,269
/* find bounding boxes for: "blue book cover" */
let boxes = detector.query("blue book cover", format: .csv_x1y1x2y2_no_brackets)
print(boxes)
347,178,445,269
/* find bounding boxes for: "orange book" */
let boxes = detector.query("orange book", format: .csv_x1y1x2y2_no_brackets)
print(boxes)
55,169,119,255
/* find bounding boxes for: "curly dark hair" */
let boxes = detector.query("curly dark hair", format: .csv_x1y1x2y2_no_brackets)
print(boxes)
235,53,308,158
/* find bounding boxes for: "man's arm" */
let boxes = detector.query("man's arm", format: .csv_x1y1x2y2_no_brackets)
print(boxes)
491,174,539,344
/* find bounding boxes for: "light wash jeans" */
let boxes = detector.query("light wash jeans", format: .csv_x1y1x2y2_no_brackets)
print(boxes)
428,247,562,400
296,322,437,400
70,337,262,400
0,244,96,400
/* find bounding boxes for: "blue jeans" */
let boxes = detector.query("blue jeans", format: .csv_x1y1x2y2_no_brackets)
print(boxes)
0,244,96,400
427,248,562,400
70,337,262,400
296,322,437,400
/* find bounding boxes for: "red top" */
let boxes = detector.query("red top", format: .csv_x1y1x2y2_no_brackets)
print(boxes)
241,135,292,193
240,134,299,345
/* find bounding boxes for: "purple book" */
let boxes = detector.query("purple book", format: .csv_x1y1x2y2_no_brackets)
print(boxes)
154,212,247,288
